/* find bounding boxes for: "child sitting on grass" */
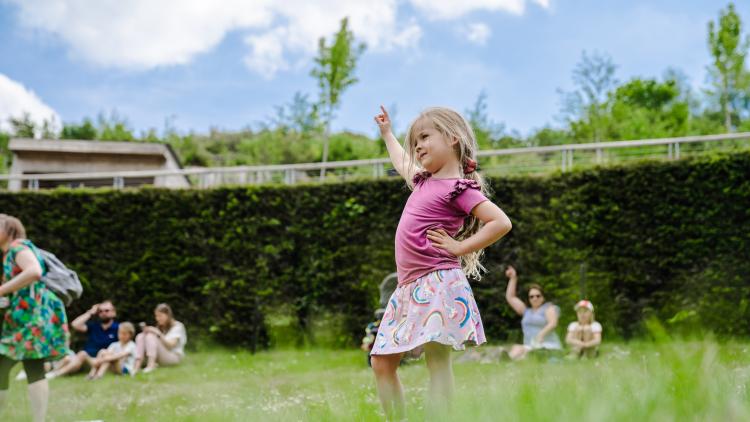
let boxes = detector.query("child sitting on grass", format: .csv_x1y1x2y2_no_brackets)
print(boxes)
565,300,602,358
87,322,136,379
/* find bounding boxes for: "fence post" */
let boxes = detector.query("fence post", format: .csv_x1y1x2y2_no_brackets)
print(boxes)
568,148,574,169
596,148,602,164
561,150,567,172
29,179,39,191
113,176,124,189
675,142,681,160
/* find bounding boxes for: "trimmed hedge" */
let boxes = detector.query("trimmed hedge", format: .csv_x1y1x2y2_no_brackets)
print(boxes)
1,152,748,347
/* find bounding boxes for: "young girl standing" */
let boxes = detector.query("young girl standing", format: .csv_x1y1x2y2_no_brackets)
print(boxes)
371,106,512,418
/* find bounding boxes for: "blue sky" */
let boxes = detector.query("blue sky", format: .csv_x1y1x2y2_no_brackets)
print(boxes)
0,0,748,138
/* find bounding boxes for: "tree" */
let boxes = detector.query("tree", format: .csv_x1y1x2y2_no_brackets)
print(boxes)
560,51,619,141
607,77,689,139
272,92,321,136
61,118,98,140
311,17,366,180
465,90,507,149
96,111,135,141
706,2,750,132
8,113,37,138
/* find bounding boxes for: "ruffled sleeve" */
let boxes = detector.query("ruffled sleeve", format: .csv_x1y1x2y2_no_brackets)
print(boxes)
411,171,431,186
446,179,488,215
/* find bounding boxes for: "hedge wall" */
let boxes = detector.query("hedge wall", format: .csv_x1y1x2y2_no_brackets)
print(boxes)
1,152,748,348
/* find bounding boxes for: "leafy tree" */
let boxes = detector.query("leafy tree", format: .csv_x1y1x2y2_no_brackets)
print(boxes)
61,118,98,140
560,51,619,141
311,17,366,179
706,2,750,131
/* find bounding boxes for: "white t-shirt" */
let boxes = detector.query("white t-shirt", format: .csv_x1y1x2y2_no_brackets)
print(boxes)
567,321,603,333
165,321,187,356
107,340,136,373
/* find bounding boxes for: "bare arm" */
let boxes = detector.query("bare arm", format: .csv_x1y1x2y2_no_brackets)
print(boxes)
72,304,99,333
100,349,130,363
504,266,526,316
460,201,511,255
584,332,602,348
161,334,178,349
565,329,584,348
0,249,43,296
374,105,414,182
145,326,179,349
535,305,559,343
427,201,512,257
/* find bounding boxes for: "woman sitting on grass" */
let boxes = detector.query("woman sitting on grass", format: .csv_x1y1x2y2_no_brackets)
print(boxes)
133,303,187,375
87,322,137,379
504,265,562,360
565,300,602,358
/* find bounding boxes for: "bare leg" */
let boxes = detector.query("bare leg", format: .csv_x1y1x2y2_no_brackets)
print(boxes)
27,379,48,422
133,333,146,375
53,351,89,377
424,342,454,418
371,353,405,420
144,333,159,370
96,361,111,378
509,344,529,360
88,350,107,378
108,359,124,375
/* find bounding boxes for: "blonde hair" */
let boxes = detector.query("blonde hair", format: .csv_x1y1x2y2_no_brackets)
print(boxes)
404,107,491,280
119,322,136,340
577,308,594,324
0,214,26,241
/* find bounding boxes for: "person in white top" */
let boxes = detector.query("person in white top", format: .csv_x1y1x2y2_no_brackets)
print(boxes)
565,300,602,358
87,322,137,379
133,303,187,375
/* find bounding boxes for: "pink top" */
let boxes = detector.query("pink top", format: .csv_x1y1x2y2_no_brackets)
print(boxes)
394,172,489,285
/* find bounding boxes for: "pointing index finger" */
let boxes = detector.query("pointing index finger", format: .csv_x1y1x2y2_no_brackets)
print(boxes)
380,105,389,118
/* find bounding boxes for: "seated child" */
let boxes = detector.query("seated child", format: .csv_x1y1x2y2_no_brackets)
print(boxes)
565,300,602,358
88,322,137,379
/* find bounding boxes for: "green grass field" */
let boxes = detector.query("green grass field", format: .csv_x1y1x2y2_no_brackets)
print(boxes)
3,340,750,421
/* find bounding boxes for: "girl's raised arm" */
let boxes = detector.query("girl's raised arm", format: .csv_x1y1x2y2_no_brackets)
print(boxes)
374,105,413,182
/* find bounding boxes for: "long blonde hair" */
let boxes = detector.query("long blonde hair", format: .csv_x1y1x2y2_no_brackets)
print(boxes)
404,107,491,280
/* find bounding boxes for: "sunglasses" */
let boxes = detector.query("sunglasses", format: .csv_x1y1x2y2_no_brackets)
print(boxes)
528,294,542,299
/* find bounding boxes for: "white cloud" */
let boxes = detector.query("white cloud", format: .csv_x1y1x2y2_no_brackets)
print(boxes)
409,0,547,20
0,74,60,136
242,0,423,79
464,23,492,45
7,0,274,69
6,0,546,78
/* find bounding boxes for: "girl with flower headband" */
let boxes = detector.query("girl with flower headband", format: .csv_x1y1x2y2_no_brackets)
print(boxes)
371,105,512,418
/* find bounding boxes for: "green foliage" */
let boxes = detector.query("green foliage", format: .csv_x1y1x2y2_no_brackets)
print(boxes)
0,132,10,174
707,2,750,131
61,118,97,140
96,111,135,141
311,17,366,125
1,153,747,348
607,77,690,139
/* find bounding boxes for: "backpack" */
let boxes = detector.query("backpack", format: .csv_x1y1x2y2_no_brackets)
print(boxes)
38,249,83,306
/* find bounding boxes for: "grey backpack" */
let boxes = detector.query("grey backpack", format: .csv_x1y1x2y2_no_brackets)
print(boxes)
39,249,83,306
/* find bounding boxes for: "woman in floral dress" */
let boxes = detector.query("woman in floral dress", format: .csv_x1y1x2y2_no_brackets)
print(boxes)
0,214,70,422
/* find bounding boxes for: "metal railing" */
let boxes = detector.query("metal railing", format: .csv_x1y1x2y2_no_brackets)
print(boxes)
1,132,749,190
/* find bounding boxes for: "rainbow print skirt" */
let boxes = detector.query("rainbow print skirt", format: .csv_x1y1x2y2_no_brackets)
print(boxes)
371,268,486,355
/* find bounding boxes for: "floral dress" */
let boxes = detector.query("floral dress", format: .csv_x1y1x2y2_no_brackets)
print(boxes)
0,239,70,360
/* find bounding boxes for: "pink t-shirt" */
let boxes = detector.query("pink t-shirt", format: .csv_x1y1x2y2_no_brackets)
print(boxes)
394,173,489,285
